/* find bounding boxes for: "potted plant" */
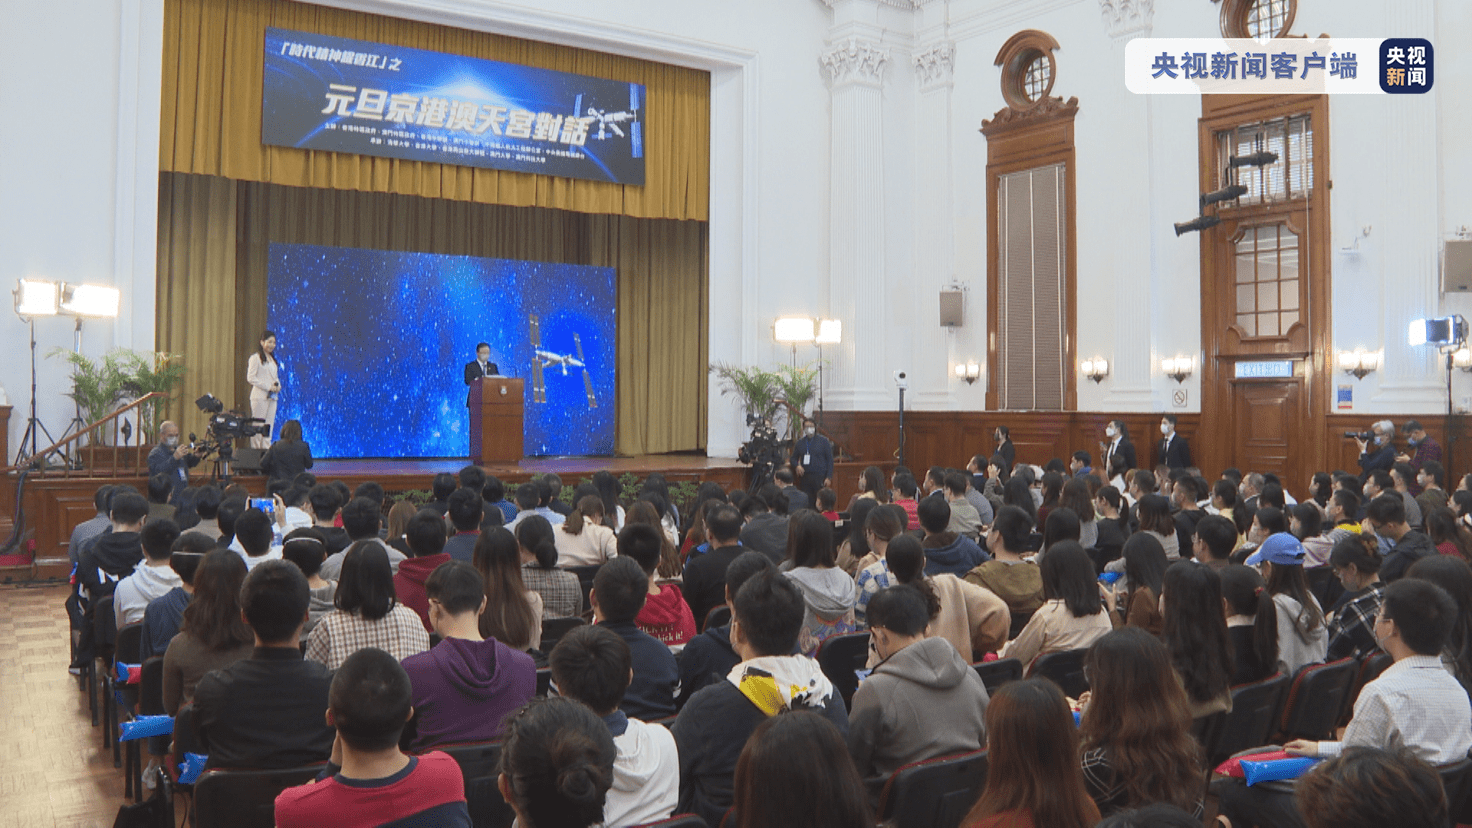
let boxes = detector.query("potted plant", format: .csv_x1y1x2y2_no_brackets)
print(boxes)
117,351,187,439
49,348,188,457
709,363,782,422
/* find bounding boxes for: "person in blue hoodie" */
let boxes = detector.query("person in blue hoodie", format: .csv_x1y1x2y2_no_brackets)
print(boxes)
917,495,990,577
672,569,849,827
677,551,773,710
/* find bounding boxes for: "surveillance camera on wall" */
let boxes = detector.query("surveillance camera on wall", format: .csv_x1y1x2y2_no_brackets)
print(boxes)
893,370,908,390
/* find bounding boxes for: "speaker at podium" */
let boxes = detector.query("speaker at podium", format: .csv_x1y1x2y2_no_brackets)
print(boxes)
468,377,524,464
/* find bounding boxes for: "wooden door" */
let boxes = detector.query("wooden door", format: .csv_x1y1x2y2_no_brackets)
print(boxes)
1231,379,1302,482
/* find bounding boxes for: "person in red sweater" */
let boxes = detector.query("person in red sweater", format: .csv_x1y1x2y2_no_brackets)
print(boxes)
392,511,452,632
619,524,696,649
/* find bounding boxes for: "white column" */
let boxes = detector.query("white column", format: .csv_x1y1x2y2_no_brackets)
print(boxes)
822,35,891,409
911,39,959,408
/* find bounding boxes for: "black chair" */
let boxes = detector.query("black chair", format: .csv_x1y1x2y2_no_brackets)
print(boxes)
1341,650,1394,724
112,622,145,770
195,763,327,828
971,658,1023,696
536,667,554,697
1277,658,1358,742
92,596,118,755
631,816,707,828
538,615,586,654
1030,648,1089,699
1205,673,1289,768
1438,757,1472,823
703,605,731,630
815,632,872,709
875,749,989,828
1007,610,1033,640
121,656,166,803
437,740,514,828
566,564,602,613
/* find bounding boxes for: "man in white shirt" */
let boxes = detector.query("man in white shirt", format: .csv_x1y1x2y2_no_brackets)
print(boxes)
506,481,565,531
232,508,283,571
1214,577,1472,828
113,520,184,628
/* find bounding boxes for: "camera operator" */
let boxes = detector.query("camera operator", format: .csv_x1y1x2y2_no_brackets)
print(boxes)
790,416,833,509
1354,419,1397,483
147,420,206,503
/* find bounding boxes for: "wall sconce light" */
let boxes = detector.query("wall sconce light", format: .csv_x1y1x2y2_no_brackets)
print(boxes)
1453,347,1472,373
1337,347,1381,380
1161,355,1194,384
954,361,980,385
1080,357,1109,383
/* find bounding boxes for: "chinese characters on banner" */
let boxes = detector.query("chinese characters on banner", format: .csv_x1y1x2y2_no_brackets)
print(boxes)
1123,38,1432,95
263,28,647,185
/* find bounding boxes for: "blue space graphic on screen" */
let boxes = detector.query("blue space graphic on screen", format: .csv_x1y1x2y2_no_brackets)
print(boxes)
266,243,616,458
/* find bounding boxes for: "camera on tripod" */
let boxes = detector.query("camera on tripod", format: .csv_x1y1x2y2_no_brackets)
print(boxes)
190,394,268,465
737,412,784,490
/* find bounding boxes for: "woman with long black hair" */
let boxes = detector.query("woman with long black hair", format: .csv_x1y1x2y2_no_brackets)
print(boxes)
246,329,280,449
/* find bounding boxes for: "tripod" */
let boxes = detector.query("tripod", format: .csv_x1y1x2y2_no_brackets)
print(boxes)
14,317,64,468
58,318,90,442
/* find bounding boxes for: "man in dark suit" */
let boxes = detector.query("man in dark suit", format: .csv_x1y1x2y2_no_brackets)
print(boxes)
462,342,498,385
790,417,833,508
1158,414,1192,469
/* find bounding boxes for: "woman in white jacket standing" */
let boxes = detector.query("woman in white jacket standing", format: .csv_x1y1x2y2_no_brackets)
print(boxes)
246,330,280,449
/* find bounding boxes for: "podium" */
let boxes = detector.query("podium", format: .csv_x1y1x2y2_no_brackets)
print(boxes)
468,378,524,464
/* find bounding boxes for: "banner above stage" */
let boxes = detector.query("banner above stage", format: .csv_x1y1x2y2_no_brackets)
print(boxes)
262,27,646,185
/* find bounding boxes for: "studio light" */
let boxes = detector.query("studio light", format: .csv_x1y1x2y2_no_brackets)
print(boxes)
815,319,842,345
60,283,121,318
1201,184,1249,208
1174,215,1222,237
773,317,816,344
14,279,59,317
1229,151,1279,168
1408,317,1466,347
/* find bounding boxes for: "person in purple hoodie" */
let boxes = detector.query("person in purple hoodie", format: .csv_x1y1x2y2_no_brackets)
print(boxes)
400,561,536,751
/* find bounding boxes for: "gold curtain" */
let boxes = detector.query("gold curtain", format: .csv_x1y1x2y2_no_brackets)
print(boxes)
160,0,709,221
157,172,708,455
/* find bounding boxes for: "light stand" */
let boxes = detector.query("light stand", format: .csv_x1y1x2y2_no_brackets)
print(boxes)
58,317,90,443
14,318,56,467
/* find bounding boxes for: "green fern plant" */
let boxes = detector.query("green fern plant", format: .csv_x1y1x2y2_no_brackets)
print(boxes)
48,348,131,428
772,363,819,439
117,351,188,437
709,362,782,420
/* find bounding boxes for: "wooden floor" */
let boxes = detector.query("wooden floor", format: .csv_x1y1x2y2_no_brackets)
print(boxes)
0,583,135,827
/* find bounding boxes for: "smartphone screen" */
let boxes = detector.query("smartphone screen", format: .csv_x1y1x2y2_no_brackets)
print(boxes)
249,497,275,516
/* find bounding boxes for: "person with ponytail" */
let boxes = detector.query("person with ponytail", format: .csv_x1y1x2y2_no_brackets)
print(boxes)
497,697,617,828
1220,565,1280,685
515,515,582,618
1324,534,1385,661
554,495,617,567
962,679,1101,828
877,534,1009,666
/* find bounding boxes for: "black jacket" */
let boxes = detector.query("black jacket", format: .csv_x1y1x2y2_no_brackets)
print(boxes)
192,647,335,770
463,360,499,385
1159,434,1192,468
737,514,789,565
78,530,143,599
676,624,740,711
1381,530,1437,582
261,439,313,482
683,544,745,631
599,620,677,721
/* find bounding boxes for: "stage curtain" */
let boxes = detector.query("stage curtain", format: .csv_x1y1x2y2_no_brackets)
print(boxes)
157,172,707,456
160,0,710,222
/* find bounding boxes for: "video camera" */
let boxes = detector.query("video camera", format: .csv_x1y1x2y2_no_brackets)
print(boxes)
1342,431,1374,441
738,412,785,491
191,394,269,459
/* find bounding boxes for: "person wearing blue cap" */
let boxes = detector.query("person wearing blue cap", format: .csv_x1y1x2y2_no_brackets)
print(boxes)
1246,533,1327,674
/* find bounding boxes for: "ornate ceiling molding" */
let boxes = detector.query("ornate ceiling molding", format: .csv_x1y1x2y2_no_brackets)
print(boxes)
822,36,891,88
1099,0,1154,40
913,40,957,91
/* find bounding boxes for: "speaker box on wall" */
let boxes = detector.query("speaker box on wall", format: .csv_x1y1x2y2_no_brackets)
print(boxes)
1445,240,1472,293
939,290,964,327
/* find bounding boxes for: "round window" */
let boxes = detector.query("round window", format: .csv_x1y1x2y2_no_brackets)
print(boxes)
1022,54,1052,103
1245,0,1292,38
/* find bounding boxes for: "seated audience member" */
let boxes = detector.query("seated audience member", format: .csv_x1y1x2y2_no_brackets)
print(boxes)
682,504,746,631
274,648,471,828
192,559,335,770
1220,564,1280,685
549,625,680,826
966,505,1044,613
781,510,857,656
233,507,280,570
918,495,989,577
626,499,684,581
114,519,182,627
472,527,543,653
424,472,456,517
321,497,405,581
816,487,839,522
1003,542,1112,671
497,697,616,828
306,484,349,554
835,498,879,576
1324,534,1385,660
1406,555,1472,694
190,487,224,539
139,534,209,659
733,711,872,828
146,473,176,523
1193,514,1237,571
673,569,849,827
737,487,789,564
1365,492,1436,582
443,488,483,563
591,557,678,721
847,584,989,787
775,467,809,513
70,484,115,567
1247,532,1328,673
1091,486,1130,570
1106,533,1168,634
384,501,417,557
509,481,566,530
945,471,987,541
1080,628,1205,818
878,535,1009,665
277,486,313,533
307,541,430,669
1063,477,1099,550
482,475,517,524
400,561,535,751
281,529,336,635
393,510,453,632
162,548,254,714
620,523,696,649
851,507,908,622
1092,804,1206,828
214,497,247,550
961,679,1101,828
1214,578,1472,828
554,495,618,567
78,490,150,602
1133,493,1181,561
889,473,920,530
515,515,583,618
1160,562,1232,718
678,552,774,710
1041,507,1083,555
1294,747,1449,828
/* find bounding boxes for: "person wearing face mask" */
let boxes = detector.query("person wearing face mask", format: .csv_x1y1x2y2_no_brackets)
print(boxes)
1156,415,1191,469
1354,419,1396,483
1098,420,1136,477
992,426,1016,470
790,417,833,510
1395,420,1442,496
147,420,205,503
